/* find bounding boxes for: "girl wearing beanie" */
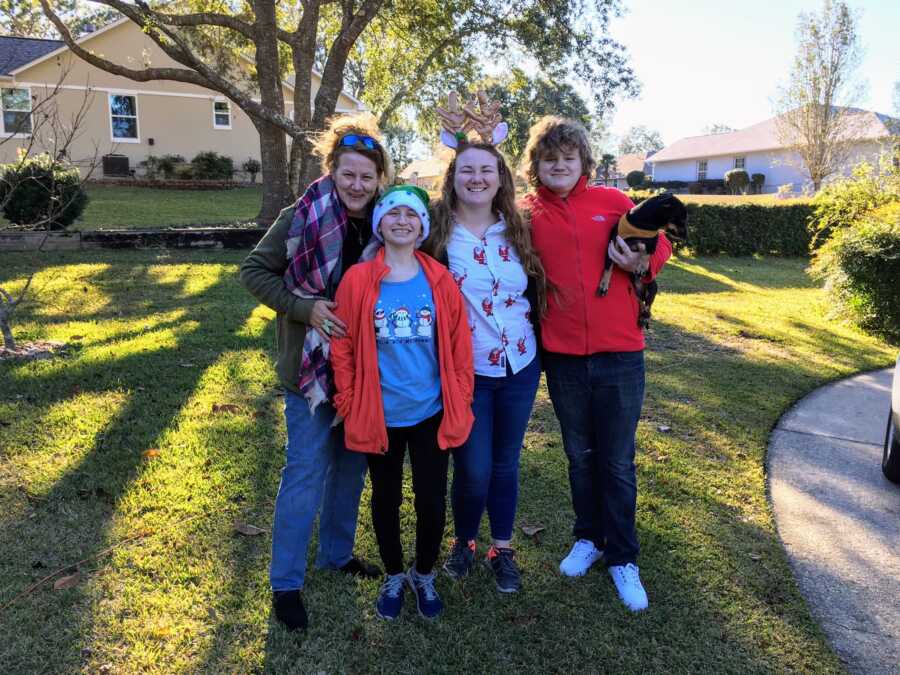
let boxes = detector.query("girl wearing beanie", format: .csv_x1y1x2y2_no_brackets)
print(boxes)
330,185,474,621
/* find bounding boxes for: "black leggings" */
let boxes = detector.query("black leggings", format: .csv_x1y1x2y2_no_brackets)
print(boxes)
366,412,449,575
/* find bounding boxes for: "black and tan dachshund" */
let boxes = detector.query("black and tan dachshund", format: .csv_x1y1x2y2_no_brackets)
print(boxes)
597,193,688,328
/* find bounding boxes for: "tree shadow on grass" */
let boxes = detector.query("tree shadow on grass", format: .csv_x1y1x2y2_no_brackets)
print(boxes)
0,251,273,672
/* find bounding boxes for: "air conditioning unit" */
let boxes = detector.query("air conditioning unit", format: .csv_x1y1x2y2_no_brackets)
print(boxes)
102,154,130,177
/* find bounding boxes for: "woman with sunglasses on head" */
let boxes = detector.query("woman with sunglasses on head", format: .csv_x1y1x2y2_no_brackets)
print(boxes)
424,92,547,594
240,113,391,632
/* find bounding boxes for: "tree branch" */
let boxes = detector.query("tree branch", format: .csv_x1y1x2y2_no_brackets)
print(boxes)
38,0,312,139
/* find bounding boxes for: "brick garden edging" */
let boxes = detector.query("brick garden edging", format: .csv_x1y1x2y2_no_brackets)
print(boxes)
88,178,257,190
0,227,266,252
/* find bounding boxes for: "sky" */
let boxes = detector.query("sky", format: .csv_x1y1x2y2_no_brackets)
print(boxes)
598,0,899,150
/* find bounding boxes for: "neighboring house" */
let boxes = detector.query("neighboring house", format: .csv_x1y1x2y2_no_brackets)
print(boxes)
649,110,898,193
595,152,652,189
399,156,446,191
0,19,365,178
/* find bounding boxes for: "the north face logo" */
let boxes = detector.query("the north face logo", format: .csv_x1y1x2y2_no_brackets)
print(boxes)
592,215,607,223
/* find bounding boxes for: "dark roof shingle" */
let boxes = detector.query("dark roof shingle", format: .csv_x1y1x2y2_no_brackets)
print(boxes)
0,36,64,76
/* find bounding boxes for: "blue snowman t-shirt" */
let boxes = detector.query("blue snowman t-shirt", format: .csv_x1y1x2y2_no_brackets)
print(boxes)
374,267,443,427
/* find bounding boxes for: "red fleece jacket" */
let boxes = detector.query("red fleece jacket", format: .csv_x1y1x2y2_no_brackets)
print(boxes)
520,176,671,354
330,249,475,453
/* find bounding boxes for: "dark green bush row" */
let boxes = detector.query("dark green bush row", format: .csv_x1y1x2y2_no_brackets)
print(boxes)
0,153,88,229
627,192,814,256
139,151,234,181
682,203,814,255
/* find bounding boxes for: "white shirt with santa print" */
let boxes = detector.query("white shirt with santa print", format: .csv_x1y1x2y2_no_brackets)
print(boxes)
447,215,537,377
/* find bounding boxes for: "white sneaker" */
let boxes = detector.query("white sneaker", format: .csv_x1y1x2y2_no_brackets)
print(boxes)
609,563,648,611
559,539,603,577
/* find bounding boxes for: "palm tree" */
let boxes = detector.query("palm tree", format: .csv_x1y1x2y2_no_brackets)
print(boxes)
598,153,617,185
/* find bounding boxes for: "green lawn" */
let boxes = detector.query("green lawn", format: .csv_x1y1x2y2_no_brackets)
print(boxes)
0,251,893,673
1,185,264,230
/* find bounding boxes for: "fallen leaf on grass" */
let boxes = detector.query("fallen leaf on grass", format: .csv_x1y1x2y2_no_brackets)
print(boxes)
520,524,545,538
142,448,161,459
233,520,266,536
212,403,242,414
53,571,81,590
69,335,83,340
509,611,539,626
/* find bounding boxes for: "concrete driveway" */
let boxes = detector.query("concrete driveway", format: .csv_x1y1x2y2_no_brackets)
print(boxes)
768,367,900,674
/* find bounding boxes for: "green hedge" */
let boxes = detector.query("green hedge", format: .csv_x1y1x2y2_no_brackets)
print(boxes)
682,203,813,256
627,192,814,256
811,202,900,342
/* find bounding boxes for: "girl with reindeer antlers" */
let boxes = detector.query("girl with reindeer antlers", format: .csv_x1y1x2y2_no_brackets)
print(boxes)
423,91,548,594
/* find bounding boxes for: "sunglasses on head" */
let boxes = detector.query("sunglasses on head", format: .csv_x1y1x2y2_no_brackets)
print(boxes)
339,133,381,151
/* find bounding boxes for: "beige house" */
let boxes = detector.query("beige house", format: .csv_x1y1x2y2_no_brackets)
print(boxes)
0,19,365,178
398,156,446,191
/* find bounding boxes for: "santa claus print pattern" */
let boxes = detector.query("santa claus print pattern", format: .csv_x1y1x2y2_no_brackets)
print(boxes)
447,214,537,378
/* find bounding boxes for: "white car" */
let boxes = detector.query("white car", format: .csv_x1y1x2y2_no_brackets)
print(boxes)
884,354,900,483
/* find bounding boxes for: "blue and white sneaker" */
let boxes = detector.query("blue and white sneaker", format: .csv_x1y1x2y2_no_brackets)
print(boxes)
609,563,649,612
375,573,406,620
406,567,444,620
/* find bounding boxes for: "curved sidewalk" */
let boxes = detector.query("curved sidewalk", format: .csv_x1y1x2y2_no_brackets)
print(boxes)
768,368,900,675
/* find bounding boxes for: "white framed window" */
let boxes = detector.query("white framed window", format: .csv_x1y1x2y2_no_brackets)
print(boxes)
1,87,32,136
213,99,231,129
697,159,708,181
734,156,746,169
109,93,139,142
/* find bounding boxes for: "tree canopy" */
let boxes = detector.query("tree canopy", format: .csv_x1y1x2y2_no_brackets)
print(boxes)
618,125,664,156
38,0,639,221
479,68,592,160
774,0,866,191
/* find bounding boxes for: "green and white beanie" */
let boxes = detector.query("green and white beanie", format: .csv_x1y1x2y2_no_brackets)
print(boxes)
372,184,431,245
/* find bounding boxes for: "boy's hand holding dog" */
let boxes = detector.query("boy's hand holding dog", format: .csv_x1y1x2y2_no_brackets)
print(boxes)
608,236,650,275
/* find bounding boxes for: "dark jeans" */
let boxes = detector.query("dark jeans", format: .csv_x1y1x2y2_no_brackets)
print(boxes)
451,356,541,542
544,351,645,567
366,412,449,575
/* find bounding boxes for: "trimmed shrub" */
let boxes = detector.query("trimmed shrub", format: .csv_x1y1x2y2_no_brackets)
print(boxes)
0,153,88,230
139,155,161,179
242,158,261,183
626,170,646,188
810,161,900,248
648,180,688,190
158,154,185,179
191,151,234,180
811,202,900,341
751,173,765,194
623,191,814,256
173,164,195,180
724,169,749,195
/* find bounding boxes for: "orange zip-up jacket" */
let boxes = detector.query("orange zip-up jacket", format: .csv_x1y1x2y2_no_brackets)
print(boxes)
520,176,672,354
330,248,475,453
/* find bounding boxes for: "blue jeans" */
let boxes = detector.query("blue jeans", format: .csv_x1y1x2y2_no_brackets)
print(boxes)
543,351,645,567
451,355,541,542
269,391,369,591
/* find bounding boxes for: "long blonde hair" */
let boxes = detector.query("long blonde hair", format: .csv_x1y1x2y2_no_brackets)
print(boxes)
423,143,547,316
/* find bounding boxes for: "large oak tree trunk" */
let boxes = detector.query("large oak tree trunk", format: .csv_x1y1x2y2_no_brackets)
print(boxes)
252,0,292,223
255,118,292,223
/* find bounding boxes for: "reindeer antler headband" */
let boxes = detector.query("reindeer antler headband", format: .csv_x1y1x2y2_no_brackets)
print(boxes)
436,90,508,149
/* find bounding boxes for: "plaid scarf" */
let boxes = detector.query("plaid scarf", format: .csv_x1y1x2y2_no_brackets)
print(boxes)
283,175,349,412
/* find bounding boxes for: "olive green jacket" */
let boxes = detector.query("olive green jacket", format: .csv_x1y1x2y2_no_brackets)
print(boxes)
239,205,314,395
